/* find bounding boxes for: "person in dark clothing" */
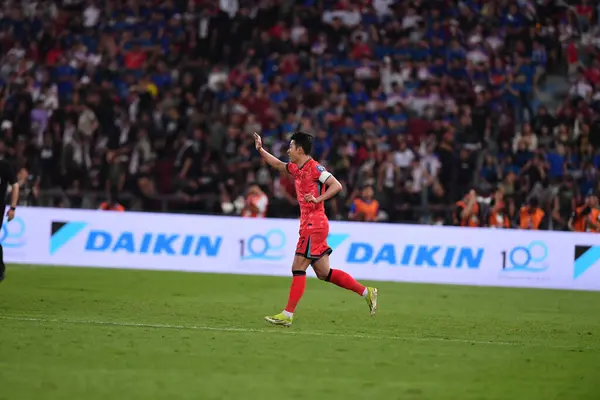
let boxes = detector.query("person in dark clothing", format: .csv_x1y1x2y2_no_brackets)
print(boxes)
99,187,125,212
0,158,20,281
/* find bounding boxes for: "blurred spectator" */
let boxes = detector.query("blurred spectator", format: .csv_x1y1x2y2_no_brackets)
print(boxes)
568,192,600,232
0,0,597,233
349,185,381,222
99,188,125,212
488,189,512,229
241,183,269,218
454,189,482,227
517,197,548,230
13,166,37,206
552,175,577,230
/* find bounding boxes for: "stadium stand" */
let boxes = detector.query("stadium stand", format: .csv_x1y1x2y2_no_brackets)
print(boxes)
0,0,599,229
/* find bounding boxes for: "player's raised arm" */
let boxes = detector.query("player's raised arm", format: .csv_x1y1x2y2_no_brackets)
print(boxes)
254,132,288,174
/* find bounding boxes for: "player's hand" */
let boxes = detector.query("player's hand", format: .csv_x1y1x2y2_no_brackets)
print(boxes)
253,132,262,152
6,208,15,222
304,194,321,204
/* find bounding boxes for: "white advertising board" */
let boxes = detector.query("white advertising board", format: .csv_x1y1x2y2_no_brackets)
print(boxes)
2,207,600,291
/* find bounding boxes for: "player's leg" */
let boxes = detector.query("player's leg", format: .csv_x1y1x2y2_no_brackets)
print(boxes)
283,255,311,315
312,255,378,315
309,229,364,294
310,230,378,315
311,254,365,295
265,235,312,327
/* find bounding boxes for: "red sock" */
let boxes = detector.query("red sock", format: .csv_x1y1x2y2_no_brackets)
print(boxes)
327,269,366,296
284,271,306,314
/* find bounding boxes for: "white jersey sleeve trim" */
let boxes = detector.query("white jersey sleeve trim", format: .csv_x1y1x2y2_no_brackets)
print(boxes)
318,170,332,184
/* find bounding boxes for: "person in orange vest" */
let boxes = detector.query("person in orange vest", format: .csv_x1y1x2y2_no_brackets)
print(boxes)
241,183,269,218
487,189,512,229
454,189,482,227
569,192,600,232
516,197,547,230
349,185,380,222
98,189,125,212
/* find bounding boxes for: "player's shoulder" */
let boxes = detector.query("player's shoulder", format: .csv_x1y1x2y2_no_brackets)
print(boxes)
308,158,326,173
315,162,326,173
313,160,333,183
286,162,299,174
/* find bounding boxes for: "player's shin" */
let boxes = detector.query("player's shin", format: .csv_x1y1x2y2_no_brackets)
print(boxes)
283,270,307,317
325,269,367,297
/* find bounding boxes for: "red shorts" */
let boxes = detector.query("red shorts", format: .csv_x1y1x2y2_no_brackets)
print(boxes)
295,229,332,260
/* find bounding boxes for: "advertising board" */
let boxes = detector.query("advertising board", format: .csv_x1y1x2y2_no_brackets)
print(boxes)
3,207,600,291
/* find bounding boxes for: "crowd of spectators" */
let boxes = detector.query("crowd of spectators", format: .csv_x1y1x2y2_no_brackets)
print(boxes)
1,0,600,231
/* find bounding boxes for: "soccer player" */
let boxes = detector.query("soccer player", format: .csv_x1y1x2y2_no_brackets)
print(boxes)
254,131,378,327
0,156,19,282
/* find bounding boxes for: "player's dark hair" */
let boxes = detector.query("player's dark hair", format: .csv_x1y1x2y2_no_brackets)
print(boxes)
290,131,313,155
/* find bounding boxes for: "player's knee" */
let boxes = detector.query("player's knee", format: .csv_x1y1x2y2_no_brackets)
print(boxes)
315,268,330,280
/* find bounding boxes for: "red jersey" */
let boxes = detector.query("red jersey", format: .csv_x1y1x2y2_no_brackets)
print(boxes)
286,158,332,231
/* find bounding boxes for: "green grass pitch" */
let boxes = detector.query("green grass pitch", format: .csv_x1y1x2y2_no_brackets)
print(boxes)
0,265,599,400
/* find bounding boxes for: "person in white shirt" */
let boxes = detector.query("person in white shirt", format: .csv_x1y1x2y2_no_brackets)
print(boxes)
373,0,394,18
393,138,415,169
402,7,421,30
219,0,239,18
290,17,307,45
512,123,539,152
569,78,593,100
83,1,100,28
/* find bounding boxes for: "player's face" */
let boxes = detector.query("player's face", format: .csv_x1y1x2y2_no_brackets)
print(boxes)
288,140,299,163
589,196,598,207
362,187,374,199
